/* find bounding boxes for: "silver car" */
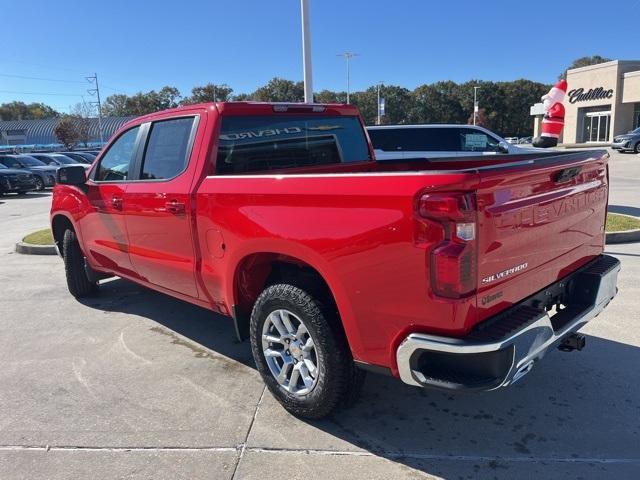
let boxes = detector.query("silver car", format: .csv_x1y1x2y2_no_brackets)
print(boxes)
611,127,640,153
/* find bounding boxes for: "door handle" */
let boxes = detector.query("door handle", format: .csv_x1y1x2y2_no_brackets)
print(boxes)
111,196,123,210
165,200,185,214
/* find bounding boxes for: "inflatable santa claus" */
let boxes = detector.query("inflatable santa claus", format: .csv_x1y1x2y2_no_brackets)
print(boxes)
533,79,567,148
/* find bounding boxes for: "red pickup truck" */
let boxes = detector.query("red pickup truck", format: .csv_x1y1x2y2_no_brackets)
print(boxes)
51,102,620,418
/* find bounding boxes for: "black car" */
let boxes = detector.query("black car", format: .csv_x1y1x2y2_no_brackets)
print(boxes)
0,163,38,195
60,151,96,163
0,155,58,190
30,153,86,167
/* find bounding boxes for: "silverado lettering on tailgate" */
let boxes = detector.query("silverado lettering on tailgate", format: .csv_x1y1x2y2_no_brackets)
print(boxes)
495,187,606,229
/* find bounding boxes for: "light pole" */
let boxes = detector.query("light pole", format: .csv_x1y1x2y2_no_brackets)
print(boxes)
377,81,384,125
300,0,314,103
337,52,359,103
473,86,480,126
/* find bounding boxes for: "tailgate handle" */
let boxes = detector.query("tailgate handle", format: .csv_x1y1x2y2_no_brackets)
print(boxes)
554,167,581,183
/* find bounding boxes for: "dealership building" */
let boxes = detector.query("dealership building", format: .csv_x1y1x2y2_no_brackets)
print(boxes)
532,60,640,144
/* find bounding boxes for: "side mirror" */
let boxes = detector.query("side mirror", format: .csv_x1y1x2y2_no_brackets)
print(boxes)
498,141,510,154
57,165,86,185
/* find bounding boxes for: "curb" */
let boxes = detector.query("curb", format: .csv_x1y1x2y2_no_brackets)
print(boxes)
606,213,640,244
15,242,57,255
606,228,640,244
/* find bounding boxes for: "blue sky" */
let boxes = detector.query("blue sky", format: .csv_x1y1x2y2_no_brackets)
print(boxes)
1,0,638,112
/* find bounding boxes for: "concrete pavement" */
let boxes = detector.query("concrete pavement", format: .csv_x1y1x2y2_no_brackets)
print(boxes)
0,150,638,479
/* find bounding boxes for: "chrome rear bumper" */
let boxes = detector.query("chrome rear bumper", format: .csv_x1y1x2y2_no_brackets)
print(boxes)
396,255,620,391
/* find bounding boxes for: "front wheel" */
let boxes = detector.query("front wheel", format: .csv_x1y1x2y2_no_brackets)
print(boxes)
62,229,97,298
634,143,640,154
250,283,363,419
34,177,45,191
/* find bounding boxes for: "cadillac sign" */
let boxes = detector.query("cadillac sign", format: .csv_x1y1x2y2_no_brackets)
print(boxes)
567,87,614,104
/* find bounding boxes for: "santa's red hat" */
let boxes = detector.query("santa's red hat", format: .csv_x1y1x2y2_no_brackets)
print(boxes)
545,79,568,104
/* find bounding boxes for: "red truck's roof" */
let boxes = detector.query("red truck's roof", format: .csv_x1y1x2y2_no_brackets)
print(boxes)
129,102,361,126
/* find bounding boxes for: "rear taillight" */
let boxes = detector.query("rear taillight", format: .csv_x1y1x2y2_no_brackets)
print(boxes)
418,193,477,299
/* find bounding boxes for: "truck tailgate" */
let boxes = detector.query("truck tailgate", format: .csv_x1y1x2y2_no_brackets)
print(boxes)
474,151,609,323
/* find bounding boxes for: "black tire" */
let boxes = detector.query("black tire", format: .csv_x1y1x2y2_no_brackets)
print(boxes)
250,283,363,419
62,229,97,298
634,143,640,154
34,177,45,191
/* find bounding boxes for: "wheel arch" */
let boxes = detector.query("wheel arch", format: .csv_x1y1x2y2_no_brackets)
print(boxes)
51,213,75,258
229,251,358,354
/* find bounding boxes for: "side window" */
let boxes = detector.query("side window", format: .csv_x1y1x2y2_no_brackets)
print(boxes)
458,128,502,152
95,126,140,181
368,129,401,151
141,117,195,180
400,128,458,152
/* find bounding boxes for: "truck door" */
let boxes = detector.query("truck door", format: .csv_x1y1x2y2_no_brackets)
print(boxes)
82,126,142,276
123,115,201,299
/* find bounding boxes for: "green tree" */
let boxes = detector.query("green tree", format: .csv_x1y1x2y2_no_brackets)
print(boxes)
252,78,304,102
101,86,181,116
410,81,465,124
0,101,59,120
101,94,129,116
560,56,612,79
314,89,346,103
182,83,233,104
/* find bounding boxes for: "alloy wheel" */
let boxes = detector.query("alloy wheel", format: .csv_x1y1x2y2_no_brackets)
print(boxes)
261,308,320,396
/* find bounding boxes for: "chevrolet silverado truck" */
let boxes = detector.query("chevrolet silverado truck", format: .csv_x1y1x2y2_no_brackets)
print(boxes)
50,102,620,419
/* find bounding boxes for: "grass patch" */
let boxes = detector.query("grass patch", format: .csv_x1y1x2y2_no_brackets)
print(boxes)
23,228,54,245
606,213,640,232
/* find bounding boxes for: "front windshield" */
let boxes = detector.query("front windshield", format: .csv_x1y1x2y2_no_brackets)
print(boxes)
633,127,640,134
18,156,47,167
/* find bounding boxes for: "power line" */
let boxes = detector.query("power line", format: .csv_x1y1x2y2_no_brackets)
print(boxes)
0,90,84,97
0,73,86,84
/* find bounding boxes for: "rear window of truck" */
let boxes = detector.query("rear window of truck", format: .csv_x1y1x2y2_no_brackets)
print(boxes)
215,115,371,174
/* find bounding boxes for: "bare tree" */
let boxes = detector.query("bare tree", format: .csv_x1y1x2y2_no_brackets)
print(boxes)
70,102,93,148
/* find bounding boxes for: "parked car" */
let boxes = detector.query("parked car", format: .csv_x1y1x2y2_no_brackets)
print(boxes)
0,155,57,190
611,127,640,153
0,163,37,195
367,124,539,160
30,153,91,170
51,102,619,419
59,152,96,163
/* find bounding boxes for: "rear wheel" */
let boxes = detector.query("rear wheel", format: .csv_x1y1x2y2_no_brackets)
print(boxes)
62,229,97,298
634,143,640,154
250,283,364,419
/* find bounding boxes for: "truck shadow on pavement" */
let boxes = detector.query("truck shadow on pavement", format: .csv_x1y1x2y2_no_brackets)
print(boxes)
80,277,640,479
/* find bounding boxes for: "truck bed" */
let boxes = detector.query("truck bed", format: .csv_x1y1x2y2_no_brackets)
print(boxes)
197,148,609,368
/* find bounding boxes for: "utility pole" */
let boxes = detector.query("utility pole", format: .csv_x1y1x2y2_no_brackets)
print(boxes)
300,0,314,103
473,86,480,126
86,73,104,144
336,52,359,103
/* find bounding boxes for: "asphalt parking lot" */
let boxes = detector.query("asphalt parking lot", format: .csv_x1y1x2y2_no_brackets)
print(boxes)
0,150,638,480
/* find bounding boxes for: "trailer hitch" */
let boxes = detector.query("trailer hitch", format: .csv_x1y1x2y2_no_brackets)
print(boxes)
558,333,586,352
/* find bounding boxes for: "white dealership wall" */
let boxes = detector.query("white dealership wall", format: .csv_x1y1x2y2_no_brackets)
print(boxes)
532,60,640,144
